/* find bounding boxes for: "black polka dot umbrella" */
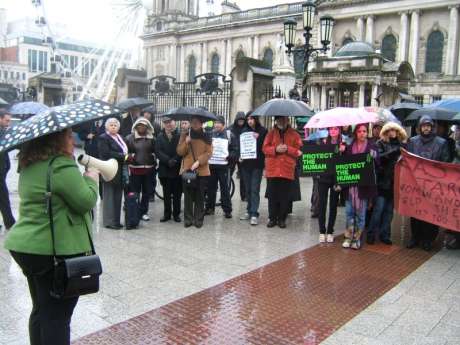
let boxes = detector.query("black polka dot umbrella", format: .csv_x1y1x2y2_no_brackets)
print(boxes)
0,99,121,153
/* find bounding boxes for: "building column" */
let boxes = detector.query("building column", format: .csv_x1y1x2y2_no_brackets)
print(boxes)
359,83,366,107
357,17,365,41
202,41,208,73
149,47,155,77
180,44,186,81
446,6,459,75
170,43,176,76
399,12,409,61
144,47,149,77
321,85,327,110
365,16,374,45
247,37,253,59
253,35,259,59
371,84,379,107
409,10,420,75
225,38,232,77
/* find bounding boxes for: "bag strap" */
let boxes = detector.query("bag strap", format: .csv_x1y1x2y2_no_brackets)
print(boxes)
188,142,197,163
46,156,96,260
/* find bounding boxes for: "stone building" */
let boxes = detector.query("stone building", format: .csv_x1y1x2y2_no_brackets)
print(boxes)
142,0,460,113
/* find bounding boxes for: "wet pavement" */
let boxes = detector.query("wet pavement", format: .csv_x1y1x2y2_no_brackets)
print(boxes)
1,150,459,344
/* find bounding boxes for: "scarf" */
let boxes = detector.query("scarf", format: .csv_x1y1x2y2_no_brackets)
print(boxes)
349,139,368,212
107,132,128,155
190,128,212,145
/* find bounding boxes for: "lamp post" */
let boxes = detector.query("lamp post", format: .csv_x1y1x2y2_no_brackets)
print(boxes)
284,1,334,103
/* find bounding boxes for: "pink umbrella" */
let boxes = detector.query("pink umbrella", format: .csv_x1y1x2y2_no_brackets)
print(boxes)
304,107,378,129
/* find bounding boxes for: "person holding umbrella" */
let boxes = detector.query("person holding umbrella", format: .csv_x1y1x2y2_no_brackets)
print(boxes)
317,127,346,243
176,116,213,228
1,99,120,345
342,124,379,250
263,116,302,228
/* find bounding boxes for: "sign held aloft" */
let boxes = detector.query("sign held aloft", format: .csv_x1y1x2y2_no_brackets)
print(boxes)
335,153,376,187
301,144,337,176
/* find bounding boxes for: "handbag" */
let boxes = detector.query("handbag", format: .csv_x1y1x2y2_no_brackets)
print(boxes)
46,157,102,299
181,142,199,189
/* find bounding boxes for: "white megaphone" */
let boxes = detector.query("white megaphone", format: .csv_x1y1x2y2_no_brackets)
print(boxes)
77,154,119,182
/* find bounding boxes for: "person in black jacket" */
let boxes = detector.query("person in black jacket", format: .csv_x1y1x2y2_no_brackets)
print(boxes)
120,107,141,137
407,115,450,251
155,117,182,222
0,110,15,230
205,115,237,218
125,117,156,222
229,111,247,201
238,114,267,225
317,127,346,243
98,118,128,229
367,122,407,246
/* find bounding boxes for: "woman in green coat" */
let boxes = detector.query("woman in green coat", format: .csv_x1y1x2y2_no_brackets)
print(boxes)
4,128,99,345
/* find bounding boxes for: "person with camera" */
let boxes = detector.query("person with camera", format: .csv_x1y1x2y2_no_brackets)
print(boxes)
177,116,212,228
4,128,99,345
156,117,183,222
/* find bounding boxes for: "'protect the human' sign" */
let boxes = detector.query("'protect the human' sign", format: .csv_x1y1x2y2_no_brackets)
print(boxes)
301,144,337,176
334,153,376,187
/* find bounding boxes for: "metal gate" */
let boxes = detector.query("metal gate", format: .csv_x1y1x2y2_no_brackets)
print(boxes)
147,73,232,123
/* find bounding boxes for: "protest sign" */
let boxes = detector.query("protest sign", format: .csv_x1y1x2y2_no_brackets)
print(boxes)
240,132,257,160
209,137,229,165
334,153,376,186
301,144,337,176
395,149,460,231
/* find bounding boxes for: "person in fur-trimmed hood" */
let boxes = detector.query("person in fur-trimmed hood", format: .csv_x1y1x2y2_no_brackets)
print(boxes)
367,122,407,246
125,117,156,221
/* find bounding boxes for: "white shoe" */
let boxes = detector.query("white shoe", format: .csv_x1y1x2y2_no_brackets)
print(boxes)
319,234,326,243
327,234,334,243
342,239,351,248
250,216,258,225
141,214,150,221
240,213,250,220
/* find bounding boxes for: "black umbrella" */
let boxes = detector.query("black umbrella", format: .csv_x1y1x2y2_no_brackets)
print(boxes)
404,107,460,125
162,107,217,122
389,102,421,120
0,100,121,153
252,99,314,117
142,105,156,114
116,97,153,111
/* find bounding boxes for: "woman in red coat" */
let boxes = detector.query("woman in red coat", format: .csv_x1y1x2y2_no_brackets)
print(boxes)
263,116,302,228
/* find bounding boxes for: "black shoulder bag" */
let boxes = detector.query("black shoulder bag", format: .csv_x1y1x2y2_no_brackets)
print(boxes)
46,157,102,299
181,142,199,189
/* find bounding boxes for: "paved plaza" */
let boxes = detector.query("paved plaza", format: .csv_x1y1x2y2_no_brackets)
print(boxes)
1,152,459,345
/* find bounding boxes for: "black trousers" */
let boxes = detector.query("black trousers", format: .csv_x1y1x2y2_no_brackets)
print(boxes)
206,167,232,214
160,176,182,218
10,251,79,345
318,182,339,234
183,176,206,225
267,178,292,222
410,218,439,244
230,162,246,201
129,172,154,216
0,175,15,229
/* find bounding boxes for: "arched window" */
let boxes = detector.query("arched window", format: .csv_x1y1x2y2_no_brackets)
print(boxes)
211,53,220,74
236,50,245,60
263,48,273,69
188,55,196,81
293,50,304,79
342,37,354,46
381,34,397,61
425,30,444,73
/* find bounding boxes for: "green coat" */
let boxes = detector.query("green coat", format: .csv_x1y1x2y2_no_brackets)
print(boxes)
4,155,98,256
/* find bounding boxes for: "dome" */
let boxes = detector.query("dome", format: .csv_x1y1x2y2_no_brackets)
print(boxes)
334,41,376,57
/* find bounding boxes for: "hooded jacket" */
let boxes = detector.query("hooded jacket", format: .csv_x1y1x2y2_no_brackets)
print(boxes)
375,122,407,195
209,128,238,169
239,121,268,170
229,111,246,138
125,117,156,173
407,115,450,162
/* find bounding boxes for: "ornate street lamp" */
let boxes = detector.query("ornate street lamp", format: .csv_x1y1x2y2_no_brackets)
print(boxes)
284,1,334,102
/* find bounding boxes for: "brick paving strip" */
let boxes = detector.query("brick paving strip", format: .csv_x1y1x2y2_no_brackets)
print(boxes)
72,242,436,345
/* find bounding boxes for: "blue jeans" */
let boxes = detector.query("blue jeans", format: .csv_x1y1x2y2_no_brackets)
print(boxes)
367,195,394,241
345,198,368,230
241,167,263,217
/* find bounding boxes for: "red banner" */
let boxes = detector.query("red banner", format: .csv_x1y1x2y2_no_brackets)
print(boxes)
395,149,460,231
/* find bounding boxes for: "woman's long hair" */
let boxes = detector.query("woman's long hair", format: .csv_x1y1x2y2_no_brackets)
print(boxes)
18,129,70,169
